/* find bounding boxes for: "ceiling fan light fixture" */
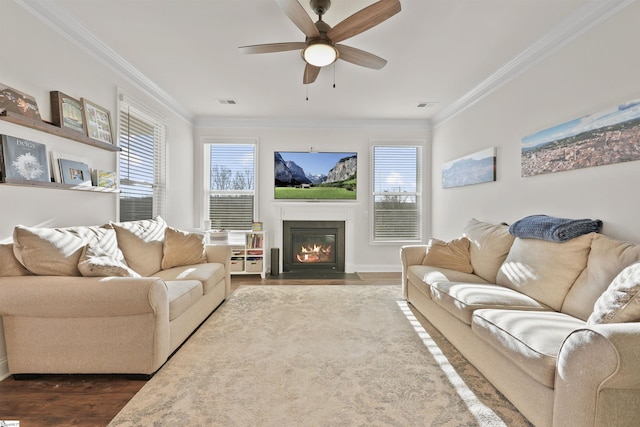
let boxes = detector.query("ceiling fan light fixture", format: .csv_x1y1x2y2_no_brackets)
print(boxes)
302,42,338,67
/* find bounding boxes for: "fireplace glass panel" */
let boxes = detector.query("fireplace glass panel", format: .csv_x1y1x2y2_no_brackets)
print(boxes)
292,233,336,264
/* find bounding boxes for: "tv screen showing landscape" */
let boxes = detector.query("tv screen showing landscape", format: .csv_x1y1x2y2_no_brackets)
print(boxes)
274,151,357,200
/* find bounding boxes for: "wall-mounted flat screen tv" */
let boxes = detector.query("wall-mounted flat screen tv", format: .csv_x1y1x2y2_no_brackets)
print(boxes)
274,151,357,200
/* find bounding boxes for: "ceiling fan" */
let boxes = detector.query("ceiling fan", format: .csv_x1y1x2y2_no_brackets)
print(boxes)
239,0,401,84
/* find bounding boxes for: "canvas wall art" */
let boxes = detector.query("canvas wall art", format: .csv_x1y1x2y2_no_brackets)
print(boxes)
521,98,640,177
442,147,496,188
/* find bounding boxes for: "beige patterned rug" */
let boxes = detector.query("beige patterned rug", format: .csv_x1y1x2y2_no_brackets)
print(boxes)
109,285,532,426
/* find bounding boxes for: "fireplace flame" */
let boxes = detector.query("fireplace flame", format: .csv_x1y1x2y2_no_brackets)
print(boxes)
296,244,333,263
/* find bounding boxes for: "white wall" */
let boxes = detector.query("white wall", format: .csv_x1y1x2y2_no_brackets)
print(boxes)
431,1,640,242
195,122,430,273
0,1,194,378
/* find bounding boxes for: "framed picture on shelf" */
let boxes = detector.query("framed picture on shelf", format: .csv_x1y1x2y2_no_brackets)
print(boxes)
92,169,116,188
0,134,50,182
59,158,92,186
0,83,43,121
81,98,113,144
49,151,89,183
50,91,85,134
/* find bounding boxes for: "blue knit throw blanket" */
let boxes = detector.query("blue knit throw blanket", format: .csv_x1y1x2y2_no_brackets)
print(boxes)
509,214,602,242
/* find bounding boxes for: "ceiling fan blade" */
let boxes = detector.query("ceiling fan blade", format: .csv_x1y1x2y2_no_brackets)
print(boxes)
303,63,321,84
276,0,320,38
336,44,387,69
327,0,401,43
239,42,307,54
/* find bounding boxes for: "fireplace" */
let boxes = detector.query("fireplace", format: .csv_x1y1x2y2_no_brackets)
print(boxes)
282,220,345,273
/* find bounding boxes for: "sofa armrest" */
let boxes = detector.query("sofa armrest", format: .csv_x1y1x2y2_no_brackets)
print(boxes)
205,244,232,295
554,323,640,427
400,245,427,298
0,276,168,318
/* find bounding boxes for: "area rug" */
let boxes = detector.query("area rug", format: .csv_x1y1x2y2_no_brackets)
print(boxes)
109,285,532,426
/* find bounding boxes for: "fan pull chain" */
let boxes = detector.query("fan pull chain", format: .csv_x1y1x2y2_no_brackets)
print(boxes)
333,63,336,88
306,84,309,101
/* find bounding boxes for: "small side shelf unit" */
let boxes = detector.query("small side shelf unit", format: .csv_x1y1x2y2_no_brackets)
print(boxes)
0,110,120,193
228,230,267,279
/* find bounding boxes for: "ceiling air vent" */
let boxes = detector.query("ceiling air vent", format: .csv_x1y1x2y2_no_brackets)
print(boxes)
218,99,237,105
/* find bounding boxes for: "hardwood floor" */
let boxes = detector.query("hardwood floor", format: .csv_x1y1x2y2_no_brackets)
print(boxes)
0,273,401,427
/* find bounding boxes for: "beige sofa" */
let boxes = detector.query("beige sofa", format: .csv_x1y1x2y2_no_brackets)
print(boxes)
0,216,231,378
401,218,640,427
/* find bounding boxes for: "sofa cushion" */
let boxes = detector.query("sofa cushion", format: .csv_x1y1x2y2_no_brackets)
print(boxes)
430,282,551,325
463,218,514,283
166,280,203,321
109,216,167,277
495,234,593,311
77,245,140,278
153,263,225,295
161,227,207,270
0,244,32,277
12,225,115,276
563,234,640,320
587,262,640,324
472,309,586,387
407,265,488,290
422,237,473,273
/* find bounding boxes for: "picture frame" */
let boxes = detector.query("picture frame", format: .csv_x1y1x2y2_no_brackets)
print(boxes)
521,97,640,177
91,169,117,188
50,91,85,134
59,158,92,186
0,134,50,182
442,147,497,188
81,98,113,144
0,83,43,121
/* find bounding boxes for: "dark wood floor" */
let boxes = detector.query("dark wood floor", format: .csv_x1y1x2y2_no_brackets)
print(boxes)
0,273,400,427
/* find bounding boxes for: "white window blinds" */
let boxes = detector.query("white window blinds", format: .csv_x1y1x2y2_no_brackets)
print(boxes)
371,145,421,241
207,143,256,230
118,100,167,222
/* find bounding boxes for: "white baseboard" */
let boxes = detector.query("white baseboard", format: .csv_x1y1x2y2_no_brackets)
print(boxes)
353,264,402,273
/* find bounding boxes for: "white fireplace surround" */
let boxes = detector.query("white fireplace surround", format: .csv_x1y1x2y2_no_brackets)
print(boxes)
274,205,355,273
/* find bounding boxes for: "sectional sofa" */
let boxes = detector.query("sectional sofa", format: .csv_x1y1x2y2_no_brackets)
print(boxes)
401,218,640,427
0,216,230,377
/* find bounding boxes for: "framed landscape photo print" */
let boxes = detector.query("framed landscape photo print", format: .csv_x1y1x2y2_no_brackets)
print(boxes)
442,147,497,188
50,91,85,134
82,98,113,144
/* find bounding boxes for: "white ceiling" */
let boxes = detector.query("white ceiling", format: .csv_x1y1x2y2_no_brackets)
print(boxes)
30,0,614,123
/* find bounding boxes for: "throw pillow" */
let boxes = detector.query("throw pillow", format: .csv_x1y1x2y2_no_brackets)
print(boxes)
12,225,114,276
78,244,141,278
108,216,167,276
496,234,593,311
0,243,32,277
462,218,515,283
161,226,207,270
587,262,640,324
422,237,473,273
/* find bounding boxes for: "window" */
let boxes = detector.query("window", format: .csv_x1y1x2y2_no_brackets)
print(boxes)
118,97,167,222
206,142,256,230
371,145,421,242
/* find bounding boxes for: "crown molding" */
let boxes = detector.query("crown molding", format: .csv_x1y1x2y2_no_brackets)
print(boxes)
15,0,194,124
194,116,430,131
432,0,636,128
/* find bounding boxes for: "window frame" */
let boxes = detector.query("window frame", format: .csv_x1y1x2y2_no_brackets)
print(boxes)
117,94,167,222
203,138,259,231
370,141,423,244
